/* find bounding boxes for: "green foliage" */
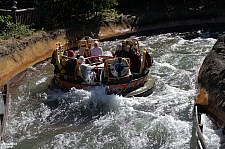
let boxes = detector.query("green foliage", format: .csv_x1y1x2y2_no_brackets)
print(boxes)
0,15,11,23
102,9,123,21
37,0,119,29
1,0,225,30
0,15,12,32
0,15,35,40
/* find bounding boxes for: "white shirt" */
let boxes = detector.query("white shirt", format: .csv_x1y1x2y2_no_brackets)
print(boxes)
91,47,103,56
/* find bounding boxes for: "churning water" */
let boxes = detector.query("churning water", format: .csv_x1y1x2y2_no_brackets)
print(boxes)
1,31,224,149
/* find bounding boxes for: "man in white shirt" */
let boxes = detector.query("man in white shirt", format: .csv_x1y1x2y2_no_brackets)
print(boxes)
91,41,102,56
91,41,103,63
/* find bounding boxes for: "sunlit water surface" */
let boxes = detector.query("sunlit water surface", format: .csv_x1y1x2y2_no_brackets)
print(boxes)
1,31,225,149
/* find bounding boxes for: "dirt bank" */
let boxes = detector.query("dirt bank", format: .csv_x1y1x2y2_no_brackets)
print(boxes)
1,10,225,89
0,30,67,89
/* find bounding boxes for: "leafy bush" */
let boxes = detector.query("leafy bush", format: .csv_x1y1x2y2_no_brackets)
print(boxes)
102,9,123,19
0,15,12,32
0,15,35,40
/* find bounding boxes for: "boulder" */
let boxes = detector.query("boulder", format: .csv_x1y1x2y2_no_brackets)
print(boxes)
197,34,225,129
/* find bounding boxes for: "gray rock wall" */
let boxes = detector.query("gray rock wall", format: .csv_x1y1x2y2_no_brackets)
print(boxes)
197,35,225,128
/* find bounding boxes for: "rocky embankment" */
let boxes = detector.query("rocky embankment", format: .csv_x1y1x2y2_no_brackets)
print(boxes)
0,30,67,89
1,9,225,89
197,35,225,129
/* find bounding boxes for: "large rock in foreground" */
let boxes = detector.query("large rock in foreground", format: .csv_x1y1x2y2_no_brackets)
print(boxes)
197,35,225,128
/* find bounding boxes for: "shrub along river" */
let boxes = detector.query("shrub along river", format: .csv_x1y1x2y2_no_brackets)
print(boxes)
1,30,225,148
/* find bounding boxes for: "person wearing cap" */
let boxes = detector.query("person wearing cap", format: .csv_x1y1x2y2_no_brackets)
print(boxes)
113,43,124,57
91,41,102,56
13,1,17,6
68,50,75,58
91,41,102,63
12,1,20,10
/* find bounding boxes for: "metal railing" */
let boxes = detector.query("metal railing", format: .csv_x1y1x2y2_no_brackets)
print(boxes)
194,105,207,149
0,7,40,26
0,83,9,142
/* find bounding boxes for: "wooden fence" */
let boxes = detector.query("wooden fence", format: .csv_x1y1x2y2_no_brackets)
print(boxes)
0,8,40,26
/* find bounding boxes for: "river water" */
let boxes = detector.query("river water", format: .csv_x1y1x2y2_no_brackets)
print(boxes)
1,31,225,149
